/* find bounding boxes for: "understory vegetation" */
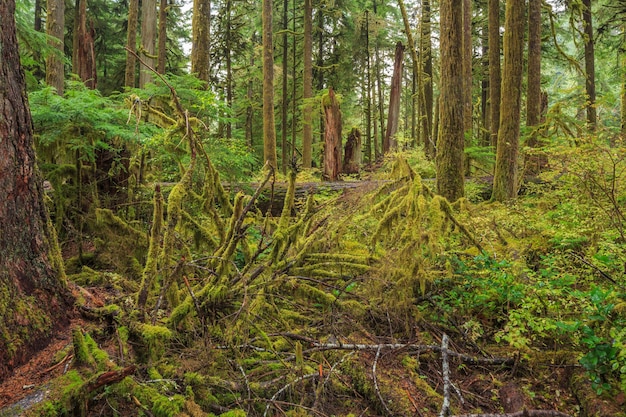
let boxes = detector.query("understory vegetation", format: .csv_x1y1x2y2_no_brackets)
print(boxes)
7,79,626,417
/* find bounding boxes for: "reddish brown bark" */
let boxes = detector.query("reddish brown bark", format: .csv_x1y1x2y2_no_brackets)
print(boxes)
0,0,72,382
75,0,97,89
323,88,342,181
384,42,405,153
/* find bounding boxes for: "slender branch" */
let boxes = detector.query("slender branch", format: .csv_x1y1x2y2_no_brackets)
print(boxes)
373,344,393,416
439,334,451,417
263,373,319,417
451,411,573,417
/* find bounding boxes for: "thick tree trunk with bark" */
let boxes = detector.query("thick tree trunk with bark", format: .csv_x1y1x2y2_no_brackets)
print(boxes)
124,0,139,87
463,0,472,144
157,0,168,74
436,0,465,202
45,0,65,95
492,0,524,201
191,0,210,82
344,127,362,174
323,88,342,181
525,0,547,175
140,0,157,87
75,0,97,89
421,0,434,158
0,0,72,382
384,42,405,153
488,0,501,148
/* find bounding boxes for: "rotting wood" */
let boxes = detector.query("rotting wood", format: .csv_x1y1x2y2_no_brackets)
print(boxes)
451,411,573,417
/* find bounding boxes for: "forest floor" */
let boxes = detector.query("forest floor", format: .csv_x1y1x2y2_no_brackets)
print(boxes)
1,161,626,417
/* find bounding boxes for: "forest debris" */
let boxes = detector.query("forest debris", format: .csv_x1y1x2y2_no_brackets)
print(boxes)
84,365,137,393
278,333,515,366
451,411,572,417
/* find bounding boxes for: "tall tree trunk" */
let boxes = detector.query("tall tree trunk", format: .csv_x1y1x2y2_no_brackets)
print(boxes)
75,0,97,89
463,0,472,145
437,0,465,202
316,8,325,154
480,14,490,146
140,0,157,87
582,0,596,129
225,0,233,139
35,0,43,31
125,0,139,87
364,10,372,163
45,0,65,95
0,0,71,382
157,0,167,74
323,88,342,181
281,0,289,173
492,0,524,201
384,42,405,153
488,0,501,148
302,0,313,168
398,0,418,146
525,0,545,174
373,0,385,159
421,0,434,158
263,0,277,169
191,0,210,82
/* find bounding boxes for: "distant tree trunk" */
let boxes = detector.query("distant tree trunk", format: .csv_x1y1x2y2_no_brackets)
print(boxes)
225,0,233,138
302,0,313,168
433,94,440,151
316,8,325,157
480,14,490,146
373,0,384,159
436,0,465,201
157,0,167,74
125,0,139,87
281,0,289,173
488,0,501,148
140,0,157,87
365,10,372,163
35,0,43,31
75,0,97,89
191,0,210,82
263,0,277,169
0,0,71,382
323,88,342,181
46,0,65,95
398,0,418,147
582,0,596,129
463,0,472,146
344,127,362,174
245,49,254,148
492,0,524,201
421,0,434,158
525,0,546,175
384,42,405,153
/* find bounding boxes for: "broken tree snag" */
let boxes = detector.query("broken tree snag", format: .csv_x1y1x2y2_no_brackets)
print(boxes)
384,41,405,153
343,127,362,174
323,87,342,181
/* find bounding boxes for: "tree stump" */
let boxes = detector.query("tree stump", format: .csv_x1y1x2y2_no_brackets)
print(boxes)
343,127,362,174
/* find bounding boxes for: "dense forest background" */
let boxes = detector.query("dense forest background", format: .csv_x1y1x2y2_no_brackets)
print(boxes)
2,0,626,415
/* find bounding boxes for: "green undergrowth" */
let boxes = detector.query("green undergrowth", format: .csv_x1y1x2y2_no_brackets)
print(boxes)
35,125,626,416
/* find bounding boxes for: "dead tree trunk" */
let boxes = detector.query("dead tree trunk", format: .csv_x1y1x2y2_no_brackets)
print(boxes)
384,42,405,153
343,127,362,174
323,87,342,181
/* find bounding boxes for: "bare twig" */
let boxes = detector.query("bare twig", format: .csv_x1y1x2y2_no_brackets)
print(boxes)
373,344,393,416
263,373,319,417
439,334,451,417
